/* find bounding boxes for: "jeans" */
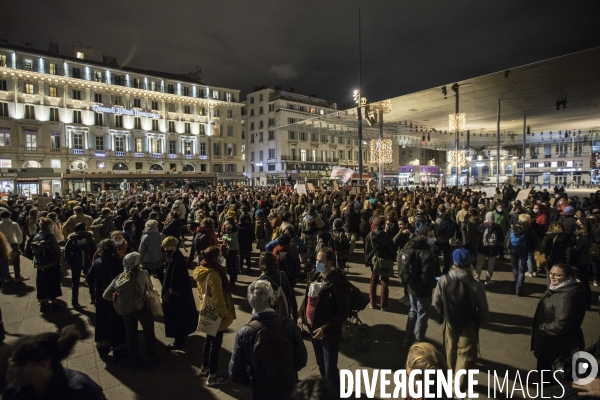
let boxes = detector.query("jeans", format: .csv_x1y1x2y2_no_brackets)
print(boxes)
527,251,537,274
405,294,432,342
510,254,527,294
239,249,252,271
9,243,21,279
202,330,224,374
437,242,453,274
311,338,340,388
475,253,496,280
226,250,239,283
369,268,389,309
123,305,157,362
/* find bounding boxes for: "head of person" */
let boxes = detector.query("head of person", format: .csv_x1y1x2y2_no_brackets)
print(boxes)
73,206,83,214
101,208,112,218
247,280,275,315
549,263,578,286
73,222,86,233
418,226,435,246
437,204,446,216
315,247,335,274
575,209,586,219
39,218,53,232
145,219,158,232
0,210,10,220
405,342,447,377
289,377,338,400
496,202,505,213
399,218,409,231
373,217,386,231
575,226,588,238
97,239,117,258
548,221,565,234
203,245,221,263
162,236,179,254
452,248,472,270
7,326,80,390
259,251,278,274
333,218,343,231
200,218,215,230
518,214,531,224
123,252,142,275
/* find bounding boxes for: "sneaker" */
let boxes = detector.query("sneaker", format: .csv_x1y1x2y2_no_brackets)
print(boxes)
532,272,537,277
381,306,390,311
206,374,229,387
594,280,599,287
485,279,494,285
13,276,29,282
369,304,375,309
197,367,210,377
524,272,533,278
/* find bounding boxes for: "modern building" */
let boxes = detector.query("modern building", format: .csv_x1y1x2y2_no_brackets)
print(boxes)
0,42,244,197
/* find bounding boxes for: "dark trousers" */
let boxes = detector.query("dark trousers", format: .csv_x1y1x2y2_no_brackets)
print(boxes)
437,242,453,274
202,330,224,374
226,250,239,284
123,305,156,361
10,244,21,279
70,262,93,304
578,265,592,308
369,269,389,308
239,249,252,271
311,338,340,389
592,261,600,281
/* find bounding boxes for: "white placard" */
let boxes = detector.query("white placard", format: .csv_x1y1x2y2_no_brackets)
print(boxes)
515,188,532,203
296,184,307,195
481,187,496,198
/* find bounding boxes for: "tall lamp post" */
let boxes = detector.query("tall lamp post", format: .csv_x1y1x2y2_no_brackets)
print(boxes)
366,100,392,189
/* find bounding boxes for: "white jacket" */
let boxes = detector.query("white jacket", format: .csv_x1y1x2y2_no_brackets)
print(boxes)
0,218,23,244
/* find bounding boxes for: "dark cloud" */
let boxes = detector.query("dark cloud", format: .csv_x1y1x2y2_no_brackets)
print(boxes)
2,0,599,105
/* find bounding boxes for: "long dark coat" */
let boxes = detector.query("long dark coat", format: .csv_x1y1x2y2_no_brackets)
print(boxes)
162,249,198,338
86,254,126,347
34,230,62,300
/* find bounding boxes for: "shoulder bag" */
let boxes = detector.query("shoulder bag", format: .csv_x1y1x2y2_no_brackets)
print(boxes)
369,234,395,278
197,271,223,337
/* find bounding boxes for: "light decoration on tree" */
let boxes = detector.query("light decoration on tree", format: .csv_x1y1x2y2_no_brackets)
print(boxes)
449,113,466,132
449,150,468,168
370,138,393,163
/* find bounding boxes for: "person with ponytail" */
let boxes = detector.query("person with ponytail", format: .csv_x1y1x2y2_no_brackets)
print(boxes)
531,263,587,375
4,325,106,399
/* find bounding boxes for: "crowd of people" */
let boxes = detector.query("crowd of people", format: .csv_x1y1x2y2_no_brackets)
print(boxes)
0,183,596,398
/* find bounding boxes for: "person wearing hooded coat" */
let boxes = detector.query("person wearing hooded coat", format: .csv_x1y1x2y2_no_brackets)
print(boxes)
161,236,198,349
364,217,397,311
139,220,165,283
476,212,503,284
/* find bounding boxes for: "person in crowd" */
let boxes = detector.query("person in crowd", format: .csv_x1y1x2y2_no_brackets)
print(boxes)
61,206,93,237
400,226,439,345
560,205,578,236
29,218,62,313
193,245,236,387
342,203,360,253
258,251,295,319
405,342,448,399
476,212,503,284
64,222,97,308
433,205,454,274
462,208,482,262
531,264,586,379
360,200,373,241
3,326,107,400
222,220,240,284
229,280,307,399
330,219,350,271
162,210,184,242
91,208,117,244
298,247,351,389
433,248,489,393
103,252,159,370
161,236,198,350
86,240,128,359
290,377,339,400
541,222,571,277
493,202,510,260
46,212,64,243
237,214,255,274
139,219,165,283
364,217,397,311
506,214,538,296
0,210,27,282
573,226,593,310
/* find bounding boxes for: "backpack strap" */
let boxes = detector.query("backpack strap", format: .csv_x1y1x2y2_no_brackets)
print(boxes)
248,320,264,331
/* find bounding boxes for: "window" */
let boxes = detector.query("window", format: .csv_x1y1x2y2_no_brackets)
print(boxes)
289,131,296,140
133,78,141,89
212,90,219,99
198,107,205,116
76,52,84,59
151,101,159,110
355,139,359,145
73,111,82,124
133,98,141,108
93,71,102,82
50,159,61,168
184,105,191,114
168,121,176,132
152,120,159,131
299,106,306,112
94,112,103,126
115,137,125,152
288,118,297,124
167,103,176,112
73,133,83,150
0,103,8,117
136,162,142,170
259,121,264,129
259,150,264,161
95,136,104,151
115,115,123,128
259,107,264,115
200,143,207,156
321,151,327,162
214,109,220,118
183,87,190,96
49,132,59,149
259,132,264,142
226,164,236,172
226,93,233,102
184,140,193,155
300,149,307,161
0,132,8,147
338,137,343,144
348,150,353,160
299,132,306,141
227,125,233,137
199,124,206,135
269,104,274,112
167,84,175,94
250,134,254,143
135,138,143,152
269,131,274,140
250,109,255,116
24,83,34,94
226,144,236,156
185,122,191,133
169,140,176,154
213,164,222,172
25,132,36,149
24,105,35,119
48,86,58,97
213,143,221,156
48,63,57,75
50,108,59,122
227,109,233,119
134,117,142,129
311,134,317,142
269,148,275,159
200,164,206,172
72,90,81,100
288,104,295,110
23,59,33,71
250,96,254,104
312,150,316,161
250,122,255,131
291,149,296,160
250,151,255,161
339,150,344,159
258,94,263,102
94,93,102,103
114,96,123,106
150,138,160,153
331,151,335,160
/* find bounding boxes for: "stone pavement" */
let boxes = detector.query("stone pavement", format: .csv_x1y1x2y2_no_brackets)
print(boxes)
0,239,598,400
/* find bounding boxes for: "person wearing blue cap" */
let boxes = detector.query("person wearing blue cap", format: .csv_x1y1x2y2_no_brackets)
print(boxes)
433,247,489,394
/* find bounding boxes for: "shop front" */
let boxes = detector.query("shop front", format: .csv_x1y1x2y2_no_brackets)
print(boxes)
2,170,63,199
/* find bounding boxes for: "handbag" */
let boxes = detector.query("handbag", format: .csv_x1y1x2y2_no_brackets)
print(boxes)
369,234,395,278
197,271,223,337
220,242,228,259
144,274,163,317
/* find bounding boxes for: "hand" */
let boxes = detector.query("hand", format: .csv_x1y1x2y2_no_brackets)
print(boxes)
573,378,600,397
296,318,303,330
312,327,325,340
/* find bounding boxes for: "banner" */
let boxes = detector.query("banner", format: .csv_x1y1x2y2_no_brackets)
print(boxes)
330,166,355,182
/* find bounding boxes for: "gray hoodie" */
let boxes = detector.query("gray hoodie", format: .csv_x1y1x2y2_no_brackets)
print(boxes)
139,227,165,263
433,267,489,326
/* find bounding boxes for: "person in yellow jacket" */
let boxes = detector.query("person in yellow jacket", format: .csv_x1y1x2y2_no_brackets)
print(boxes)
193,245,236,387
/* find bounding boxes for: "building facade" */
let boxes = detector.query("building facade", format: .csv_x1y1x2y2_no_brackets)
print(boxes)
0,43,244,197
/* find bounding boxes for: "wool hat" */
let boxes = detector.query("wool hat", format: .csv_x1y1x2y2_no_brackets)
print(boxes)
145,219,158,230
227,210,237,218
162,236,179,250
452,248,472,268
123,252,141,272
485,212,494,223
562,206,574,215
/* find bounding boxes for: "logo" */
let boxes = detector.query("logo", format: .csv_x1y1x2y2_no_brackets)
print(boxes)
572,351,598,385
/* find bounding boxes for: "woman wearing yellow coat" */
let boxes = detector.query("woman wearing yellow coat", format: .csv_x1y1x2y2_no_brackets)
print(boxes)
193,245,236,387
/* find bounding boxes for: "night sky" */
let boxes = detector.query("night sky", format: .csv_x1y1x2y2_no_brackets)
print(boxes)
3,1,600,106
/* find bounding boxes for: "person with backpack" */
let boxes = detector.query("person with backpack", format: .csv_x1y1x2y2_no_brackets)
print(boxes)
139,220,165,284
258,252,295,319
64,222,97,308
272,234,298,288
17,204,32,253
364,217,397,311
297,247,351,389
222,221,240,284
0,210,27,282
476,212,503,284
90,208,117,244
433,205,456,274
342,204,360,253
229,279,307,400
433,248,489,395
399,226,439,345
506,215,538,296
493,202,510,260
329,219,350,271
190,217,219,266
237,214,255,274
254,210,272,252
29,218,62,313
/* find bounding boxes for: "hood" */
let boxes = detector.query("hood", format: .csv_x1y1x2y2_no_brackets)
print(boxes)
193,262,217,286
408,237,430,250
549,279,587,298
143,227,160,235
468,215,482,224
449,267,473,281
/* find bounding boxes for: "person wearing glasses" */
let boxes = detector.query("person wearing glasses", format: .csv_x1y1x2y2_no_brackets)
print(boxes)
531,263,587,380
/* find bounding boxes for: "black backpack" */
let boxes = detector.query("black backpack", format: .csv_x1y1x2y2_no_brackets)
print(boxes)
27,235,59,269
441,276,478,333
193,231,210,255
17,211,28,228
249,319,297,399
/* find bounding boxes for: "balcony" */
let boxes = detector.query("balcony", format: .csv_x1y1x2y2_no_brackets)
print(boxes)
115,151,126,157
72,149,85,155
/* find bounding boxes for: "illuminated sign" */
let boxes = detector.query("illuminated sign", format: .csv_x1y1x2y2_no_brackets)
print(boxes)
91,105,160,119
557,168,582,172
